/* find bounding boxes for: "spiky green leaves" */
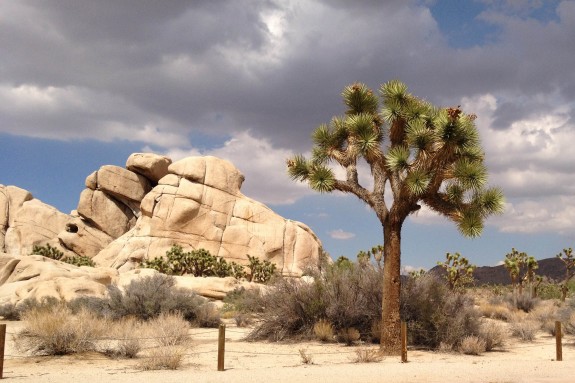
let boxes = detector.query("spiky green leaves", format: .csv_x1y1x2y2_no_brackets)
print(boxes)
309,165,336,193
405,169,431,196
436,112,480,153
452,159,487,190
342,83,379,115
287,154,311,182
385,145,410,172
380,80,409,105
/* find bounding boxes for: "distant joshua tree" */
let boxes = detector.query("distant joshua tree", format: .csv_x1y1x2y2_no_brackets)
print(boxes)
287,81,504,354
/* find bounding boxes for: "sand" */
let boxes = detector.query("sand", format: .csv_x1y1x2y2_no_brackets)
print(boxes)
2,320,573,383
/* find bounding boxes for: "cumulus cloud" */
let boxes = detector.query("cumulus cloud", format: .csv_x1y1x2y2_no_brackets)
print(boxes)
162,130,312,205
1,0,575,241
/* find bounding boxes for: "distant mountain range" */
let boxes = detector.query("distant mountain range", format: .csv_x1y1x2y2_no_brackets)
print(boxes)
429,257,568,286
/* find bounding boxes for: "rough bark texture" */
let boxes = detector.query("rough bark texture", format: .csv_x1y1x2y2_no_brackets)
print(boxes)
380,219,403,355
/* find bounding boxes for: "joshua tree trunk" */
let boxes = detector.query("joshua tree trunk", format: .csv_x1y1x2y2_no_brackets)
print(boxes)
380,218,403,355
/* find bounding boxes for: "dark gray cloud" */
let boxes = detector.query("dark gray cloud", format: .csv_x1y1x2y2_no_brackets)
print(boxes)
1,0,575,208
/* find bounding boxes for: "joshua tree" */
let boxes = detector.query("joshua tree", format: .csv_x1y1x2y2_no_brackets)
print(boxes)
437,252,476,292
557,247,575,301
503,248,538,298
287,81,504,354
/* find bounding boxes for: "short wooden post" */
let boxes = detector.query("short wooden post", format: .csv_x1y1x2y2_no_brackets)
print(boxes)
217,323,226,371
555,321,562,362
0,323,6,379
400,321,407,363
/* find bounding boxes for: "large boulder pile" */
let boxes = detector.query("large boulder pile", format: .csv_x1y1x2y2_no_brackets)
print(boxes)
0,153,323,305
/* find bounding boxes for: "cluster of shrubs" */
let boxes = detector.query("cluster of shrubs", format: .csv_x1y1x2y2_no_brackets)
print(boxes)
225,260,503,353
2,274,220,369
142,244,277,283
31,244,95,267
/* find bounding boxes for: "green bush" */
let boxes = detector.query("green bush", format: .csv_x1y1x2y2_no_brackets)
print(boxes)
246,263,382,342
65,256,95,267
69,274,205,322
400,274,481,350
31,244,95,267
142,245,249,279
247,255,277,283
31,243,64,260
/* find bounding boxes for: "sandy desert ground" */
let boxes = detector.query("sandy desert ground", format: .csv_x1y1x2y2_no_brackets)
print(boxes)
2,319,573,383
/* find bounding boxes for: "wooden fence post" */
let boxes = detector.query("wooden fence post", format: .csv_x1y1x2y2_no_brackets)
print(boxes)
555,321,562,362
401,321,407,363
0,323,6,379
217,323,226,371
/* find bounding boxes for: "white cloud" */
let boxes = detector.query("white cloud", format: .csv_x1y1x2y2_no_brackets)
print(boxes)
328,229,356,240
163,130,313,205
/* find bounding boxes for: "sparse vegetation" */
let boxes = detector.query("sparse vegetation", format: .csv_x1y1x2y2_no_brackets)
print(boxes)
142,244,276,282
437,252,476,291
313,319,335,342
401,274,481,350
14,303,107,355
460,336,486,355
353,347,383,363
30,244,95,267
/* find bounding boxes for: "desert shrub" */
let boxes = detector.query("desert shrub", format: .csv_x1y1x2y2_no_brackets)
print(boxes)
336,327,361,346
536,282,563,300
64,255,95,267
15,304,107,355
138,346,187,370
106,274,204,321
0,297,62,320
313,319,335,342
106,317,143,358
246,263,382,341
400,274,481,350
460,336,486,355
0,303,19,320
353,347,383,363
299,348,314,364
142,245,248,279
246,255,277,283
510,319,539,341
478,321,507,351
479,303,512,321
508,292,539,313
223,286,265,314
147,312,190,347
31,243,64,260
31,244,95,267
234,313,254,327
195,303,221,328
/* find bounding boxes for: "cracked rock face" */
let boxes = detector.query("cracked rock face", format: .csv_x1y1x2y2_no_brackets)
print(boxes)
0,153,323,278
93,156,322,276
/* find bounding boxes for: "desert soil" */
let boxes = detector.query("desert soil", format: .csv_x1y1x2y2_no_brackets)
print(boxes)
2,320,573,383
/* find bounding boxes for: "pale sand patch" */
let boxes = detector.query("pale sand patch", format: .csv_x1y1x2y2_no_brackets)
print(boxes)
2,320,573,383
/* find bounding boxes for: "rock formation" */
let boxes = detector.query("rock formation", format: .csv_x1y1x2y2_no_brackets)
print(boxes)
0,153,323,305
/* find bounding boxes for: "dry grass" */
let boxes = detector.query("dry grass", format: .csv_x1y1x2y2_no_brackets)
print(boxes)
460,336,486,355
479,303,512,321
106,317,143,358
353,347,383,363
138,346,187,370
147,312,191,347
336,327,361,346
313,319,335,342
298,348,314,364
510,320,539,341
478,321,507,351
15,304,107,355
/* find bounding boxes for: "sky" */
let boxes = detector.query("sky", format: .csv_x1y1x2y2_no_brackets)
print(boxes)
1,0,575,270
